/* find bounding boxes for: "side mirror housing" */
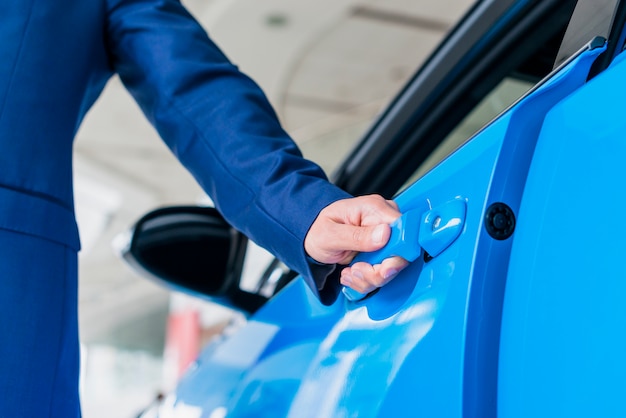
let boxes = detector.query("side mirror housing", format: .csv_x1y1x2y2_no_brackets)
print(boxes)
118,206,267,314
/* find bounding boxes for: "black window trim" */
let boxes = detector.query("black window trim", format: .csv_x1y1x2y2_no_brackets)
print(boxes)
332,0,578,198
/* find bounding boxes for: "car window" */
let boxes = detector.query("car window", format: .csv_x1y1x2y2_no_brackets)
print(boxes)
399,77,533,191
332,0,579,199
397,0,624,195
292,1,477,177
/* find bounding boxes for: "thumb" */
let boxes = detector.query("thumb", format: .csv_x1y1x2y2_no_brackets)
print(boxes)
305,222,392,266
338,222,391,253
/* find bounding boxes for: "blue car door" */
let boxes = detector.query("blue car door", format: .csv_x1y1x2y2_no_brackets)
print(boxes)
265,45,605,418
499,33,626,418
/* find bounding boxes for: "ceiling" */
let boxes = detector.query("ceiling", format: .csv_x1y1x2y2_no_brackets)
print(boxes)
74,0,474,348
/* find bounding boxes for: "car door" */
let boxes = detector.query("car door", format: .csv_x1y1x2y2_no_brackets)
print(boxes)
499,1,626,417
276,46,605,418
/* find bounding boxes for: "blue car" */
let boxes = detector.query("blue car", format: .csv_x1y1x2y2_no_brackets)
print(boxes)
122,0,626,416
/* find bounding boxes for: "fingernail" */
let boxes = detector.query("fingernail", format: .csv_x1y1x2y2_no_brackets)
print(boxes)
372,224,385,244
341,274,352,286
352,270,364,280
384,269,399,280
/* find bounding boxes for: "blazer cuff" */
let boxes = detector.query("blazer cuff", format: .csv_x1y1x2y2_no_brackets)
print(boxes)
305,256,343,305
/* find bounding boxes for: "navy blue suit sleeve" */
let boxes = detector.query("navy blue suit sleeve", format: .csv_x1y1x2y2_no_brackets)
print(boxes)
105,0,350,303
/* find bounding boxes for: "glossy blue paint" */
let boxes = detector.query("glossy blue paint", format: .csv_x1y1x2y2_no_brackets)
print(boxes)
499,49,626,417
164,278,344,416
285,49,591,415
461,42,607,418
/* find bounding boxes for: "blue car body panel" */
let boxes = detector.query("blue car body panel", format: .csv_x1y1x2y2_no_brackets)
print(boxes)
161,41,617,417
499,49,626,418
167,279,344,415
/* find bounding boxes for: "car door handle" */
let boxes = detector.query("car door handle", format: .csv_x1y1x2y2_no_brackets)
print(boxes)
342,198,467,302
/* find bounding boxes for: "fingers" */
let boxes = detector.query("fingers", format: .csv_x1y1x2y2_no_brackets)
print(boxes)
304,195,402,265
304,194,409,296
340,256,409,294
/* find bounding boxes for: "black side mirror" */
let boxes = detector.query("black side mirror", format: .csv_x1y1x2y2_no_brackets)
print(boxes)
119,206,267,314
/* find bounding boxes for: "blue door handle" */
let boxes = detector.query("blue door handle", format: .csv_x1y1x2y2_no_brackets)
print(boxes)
342,198,467,302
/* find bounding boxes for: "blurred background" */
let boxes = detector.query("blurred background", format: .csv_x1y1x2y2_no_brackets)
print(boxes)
75,0,473,416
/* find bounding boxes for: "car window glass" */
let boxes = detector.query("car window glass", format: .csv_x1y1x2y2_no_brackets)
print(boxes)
293,2,477,177
397,77,533,193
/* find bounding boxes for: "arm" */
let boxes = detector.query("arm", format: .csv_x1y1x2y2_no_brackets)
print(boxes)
105,0,404,303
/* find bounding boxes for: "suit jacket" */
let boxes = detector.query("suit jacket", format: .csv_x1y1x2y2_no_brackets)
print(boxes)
0,0,349,301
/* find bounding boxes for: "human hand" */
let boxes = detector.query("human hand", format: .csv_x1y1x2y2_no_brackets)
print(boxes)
304,194,409,294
